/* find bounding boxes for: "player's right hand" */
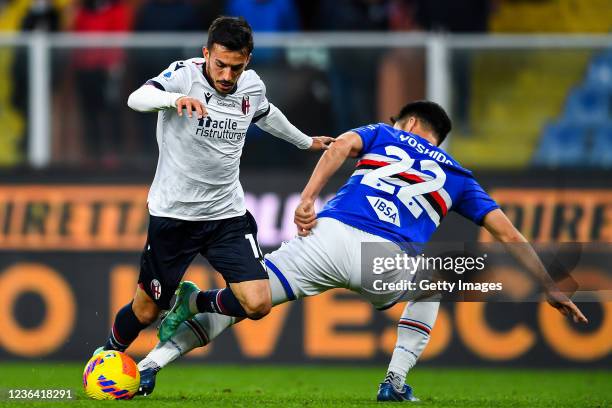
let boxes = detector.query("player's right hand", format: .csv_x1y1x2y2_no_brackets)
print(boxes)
546,290,588,324
308,136,335,151
295,199,317,236
176,96,207,119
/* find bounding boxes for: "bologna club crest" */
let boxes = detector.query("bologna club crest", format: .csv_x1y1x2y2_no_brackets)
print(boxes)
150,279,162,300
242,95,250,115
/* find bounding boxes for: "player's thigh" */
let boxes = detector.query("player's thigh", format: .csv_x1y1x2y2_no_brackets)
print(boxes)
265,219,351,300
203,210,268,285
138,215,202,310
348,233,413,310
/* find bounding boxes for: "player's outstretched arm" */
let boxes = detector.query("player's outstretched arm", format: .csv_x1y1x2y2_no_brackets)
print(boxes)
482,209,588,323
127,84,207,119
295,132,362,235
254,104,334,151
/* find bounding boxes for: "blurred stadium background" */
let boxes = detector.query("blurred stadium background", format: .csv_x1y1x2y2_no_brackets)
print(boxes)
0,0,610,391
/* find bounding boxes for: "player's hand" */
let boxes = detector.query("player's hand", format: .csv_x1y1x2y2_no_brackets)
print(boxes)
308,136,335,151
546,290,588,324
176,96,207,119
295,199,317,236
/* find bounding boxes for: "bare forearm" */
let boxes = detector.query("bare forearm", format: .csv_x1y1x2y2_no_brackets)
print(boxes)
301,141,351,200
484,210,558,293
501,235,558,292
483,209,587,323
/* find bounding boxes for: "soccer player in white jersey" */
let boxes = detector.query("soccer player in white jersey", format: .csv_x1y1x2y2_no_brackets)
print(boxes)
138,101,587,401
95,17,333,356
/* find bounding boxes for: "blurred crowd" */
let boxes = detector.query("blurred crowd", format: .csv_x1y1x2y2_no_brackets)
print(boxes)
0,0,609,170
0,0,492,34
0,0,494,169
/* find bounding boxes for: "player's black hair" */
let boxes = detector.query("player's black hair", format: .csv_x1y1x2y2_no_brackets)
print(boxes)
207,16,254,55
391,101,452,145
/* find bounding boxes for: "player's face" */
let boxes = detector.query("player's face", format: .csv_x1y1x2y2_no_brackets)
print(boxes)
203,44,251,94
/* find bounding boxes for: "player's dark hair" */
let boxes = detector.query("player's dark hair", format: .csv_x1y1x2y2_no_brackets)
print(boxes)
391,101,452,145
207,16,254,55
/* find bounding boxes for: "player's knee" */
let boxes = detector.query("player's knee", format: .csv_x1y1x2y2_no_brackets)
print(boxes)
242,297,272,320
132,302,159,325
133,285,161,324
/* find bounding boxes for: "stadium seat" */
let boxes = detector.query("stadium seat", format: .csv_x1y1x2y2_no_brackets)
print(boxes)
586,51,612,89
532,122,589,167
588,122,612,167
563,85,611,124
533,53,612,168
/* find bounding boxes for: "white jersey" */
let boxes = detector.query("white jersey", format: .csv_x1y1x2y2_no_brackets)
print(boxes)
146,58,270,221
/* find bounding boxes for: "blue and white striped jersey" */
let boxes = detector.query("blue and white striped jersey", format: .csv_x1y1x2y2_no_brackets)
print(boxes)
318,123,499,248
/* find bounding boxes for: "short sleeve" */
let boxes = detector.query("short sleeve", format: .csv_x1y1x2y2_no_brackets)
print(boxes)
252,80,270,122
351,123,380,153
453,177,499,225
146,60,191,94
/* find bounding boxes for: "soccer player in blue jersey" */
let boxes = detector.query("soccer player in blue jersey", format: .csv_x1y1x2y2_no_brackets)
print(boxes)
144,101,587,401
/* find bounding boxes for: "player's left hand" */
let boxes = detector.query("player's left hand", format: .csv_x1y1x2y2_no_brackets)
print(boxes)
546,290,588,324
295,199,317,236
308,136,335,151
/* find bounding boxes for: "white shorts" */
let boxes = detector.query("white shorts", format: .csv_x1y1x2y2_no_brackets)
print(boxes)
264,217,412,310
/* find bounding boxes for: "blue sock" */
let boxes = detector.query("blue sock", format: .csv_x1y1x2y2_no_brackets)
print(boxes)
195,288,247,317
105,301,149,351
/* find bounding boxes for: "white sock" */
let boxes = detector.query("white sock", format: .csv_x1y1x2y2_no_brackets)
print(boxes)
137,358,160,372
385,301,439,390
139,314,235,370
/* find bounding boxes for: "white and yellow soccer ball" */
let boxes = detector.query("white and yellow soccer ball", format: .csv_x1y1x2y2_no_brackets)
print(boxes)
82,350,140,400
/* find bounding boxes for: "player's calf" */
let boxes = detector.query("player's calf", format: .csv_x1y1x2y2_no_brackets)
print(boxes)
240,295,272,320
159,280,272,342
103,287,160,352
104,302,149,352
194,286,270,319
230,279,272,320
132,294,161,325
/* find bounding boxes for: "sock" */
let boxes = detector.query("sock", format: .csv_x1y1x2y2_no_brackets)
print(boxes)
140,314,236,369
137,359,161,373
384,371,405,391
193,288,247,317
105,301,149,352
385,301,440,391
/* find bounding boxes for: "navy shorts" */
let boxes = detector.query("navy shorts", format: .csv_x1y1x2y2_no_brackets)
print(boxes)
138,211,267,309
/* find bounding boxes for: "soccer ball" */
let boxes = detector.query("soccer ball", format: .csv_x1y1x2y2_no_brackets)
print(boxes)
82,350,140,400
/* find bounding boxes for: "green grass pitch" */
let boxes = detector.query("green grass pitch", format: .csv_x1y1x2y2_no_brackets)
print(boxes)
0,363,610,407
